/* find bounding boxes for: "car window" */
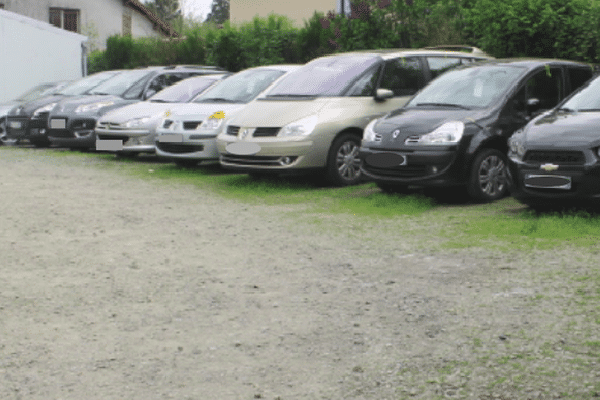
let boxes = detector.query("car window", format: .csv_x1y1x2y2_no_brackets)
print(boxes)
265,55,381,97
567,67,593,96
427,57,463,79
147,73,186,94
193,69,286,104
523,67,563,110
379,57,424,96
90,69,155,97
406,65,526,109
57,71,121,96
346,64,380,96
561,74,600,111
149,76,221,103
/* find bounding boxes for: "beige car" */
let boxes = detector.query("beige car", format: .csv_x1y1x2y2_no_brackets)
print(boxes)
216,47,492,185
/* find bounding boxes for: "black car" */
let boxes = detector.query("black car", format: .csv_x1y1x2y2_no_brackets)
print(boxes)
46,65,226,150
4,70,122,147
508,73,600,208
359,59,594,201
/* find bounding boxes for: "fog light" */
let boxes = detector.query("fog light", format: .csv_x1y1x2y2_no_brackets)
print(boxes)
279,156,293,166
39,129,46,134
431,166,438,174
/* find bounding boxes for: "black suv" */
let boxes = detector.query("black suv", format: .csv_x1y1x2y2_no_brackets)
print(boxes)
359,59,594,201
45,65,226,150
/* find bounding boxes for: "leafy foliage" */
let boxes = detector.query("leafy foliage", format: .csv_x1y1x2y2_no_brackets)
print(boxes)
205,0,230,24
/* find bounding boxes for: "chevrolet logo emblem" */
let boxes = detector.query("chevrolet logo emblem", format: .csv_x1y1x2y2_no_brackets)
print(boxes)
541,163,559,171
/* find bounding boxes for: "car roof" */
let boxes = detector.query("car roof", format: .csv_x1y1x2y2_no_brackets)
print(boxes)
457,58,593,70
319,46,493,61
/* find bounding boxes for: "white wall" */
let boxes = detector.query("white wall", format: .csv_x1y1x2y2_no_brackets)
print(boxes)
0,9,87,102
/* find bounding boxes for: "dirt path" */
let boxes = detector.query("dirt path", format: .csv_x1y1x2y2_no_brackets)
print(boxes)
0,147,598,400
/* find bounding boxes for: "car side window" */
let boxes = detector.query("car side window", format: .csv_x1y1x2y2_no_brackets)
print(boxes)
379,57,424,96
427,57,463,79
567,67,593,96
524,67,564,110
346,65,380,96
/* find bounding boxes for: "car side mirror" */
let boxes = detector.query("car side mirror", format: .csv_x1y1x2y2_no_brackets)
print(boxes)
375,88,394,101
144,89,157,100
526,98,540,112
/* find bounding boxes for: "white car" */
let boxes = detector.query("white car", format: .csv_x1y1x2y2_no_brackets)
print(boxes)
94,74,229,156
154,65,300,167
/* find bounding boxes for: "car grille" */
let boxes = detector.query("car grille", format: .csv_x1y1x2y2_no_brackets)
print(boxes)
71,119,97,131
253,127,280,137
363,165,428,178
226,125,240,136
404,135,420,144
48,129,74,138
156,142,204,154
183,121,203,130
97,122,124,130
221,154,296,166
97,134,128,141
523,150,585,165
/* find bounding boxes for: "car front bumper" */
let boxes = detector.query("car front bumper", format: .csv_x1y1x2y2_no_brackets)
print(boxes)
96,128,156,153
47,115,98,148
359,146,465,187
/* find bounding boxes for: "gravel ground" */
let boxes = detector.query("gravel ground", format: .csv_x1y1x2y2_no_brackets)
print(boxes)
0,147,599,400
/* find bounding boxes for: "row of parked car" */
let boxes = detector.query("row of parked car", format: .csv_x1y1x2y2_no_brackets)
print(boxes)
2,45,600,209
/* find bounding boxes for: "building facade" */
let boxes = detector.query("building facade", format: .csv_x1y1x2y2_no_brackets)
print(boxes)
0,0,176,51
230,0,349,27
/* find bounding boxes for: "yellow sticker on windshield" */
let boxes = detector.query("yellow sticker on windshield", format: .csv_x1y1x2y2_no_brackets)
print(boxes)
209,111,225,119
164,110,171,117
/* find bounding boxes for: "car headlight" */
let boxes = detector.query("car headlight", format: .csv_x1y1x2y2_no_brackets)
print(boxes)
33,103,57,117
75,101,115,113
415,121,465,145
277,114,318,137
363,118,379,142
123,117,151,128
197,117,224,132
508,129,527,160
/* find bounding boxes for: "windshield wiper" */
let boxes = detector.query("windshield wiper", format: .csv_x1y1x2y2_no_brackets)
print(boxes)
266,94,314,97
196,97,236,103
90,92,112,96
577,108,600,112
150,99,170,103
415,102,471,109
557,107,576,112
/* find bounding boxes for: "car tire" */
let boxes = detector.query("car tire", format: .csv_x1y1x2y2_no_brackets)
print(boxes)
467,148,509,202
326,133,363,186
174,159,198,168
377,182,409,194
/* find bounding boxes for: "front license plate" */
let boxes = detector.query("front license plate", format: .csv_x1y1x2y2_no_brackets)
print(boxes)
50,119,66,129
226,142,261,156
365,152,406,168
159,134,183,143
524,174,572,190
96,139,123,151
9,121,22,129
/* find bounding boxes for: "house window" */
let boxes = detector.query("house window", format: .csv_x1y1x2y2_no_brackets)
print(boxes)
49,8,80,33
0,4,5,9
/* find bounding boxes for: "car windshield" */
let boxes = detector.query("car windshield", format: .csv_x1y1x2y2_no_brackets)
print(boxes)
192,69,285,104
89,69,155,96
14,84,56,102
149,76,221,103
406,65,526,109
560,75,600,111
265,55,380,97
57,71,121,96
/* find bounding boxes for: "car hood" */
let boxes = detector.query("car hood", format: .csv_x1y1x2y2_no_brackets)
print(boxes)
374,107,489,142
8,94,67,116
99,101,180,123
52,95,137,117
227,97,327,127
524,111,600,147
161,102,245,121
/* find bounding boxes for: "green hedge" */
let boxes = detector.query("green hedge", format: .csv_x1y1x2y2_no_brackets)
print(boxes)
87,0,600,75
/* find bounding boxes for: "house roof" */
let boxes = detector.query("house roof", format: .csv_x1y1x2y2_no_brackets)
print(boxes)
123,0,180,38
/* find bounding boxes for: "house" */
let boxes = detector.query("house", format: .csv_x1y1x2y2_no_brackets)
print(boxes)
0,0,178,51
0,9,87,102
230,0,353,27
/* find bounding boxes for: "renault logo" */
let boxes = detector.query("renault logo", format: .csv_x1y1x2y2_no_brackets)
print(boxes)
392,129,400,139
240,129,249,140
541,163,559,171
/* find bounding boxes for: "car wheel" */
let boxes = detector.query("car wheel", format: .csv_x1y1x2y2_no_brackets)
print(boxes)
174,159,198,168
0,119,18,146
467,148,509,202
326,133,363,186
377,182,409,194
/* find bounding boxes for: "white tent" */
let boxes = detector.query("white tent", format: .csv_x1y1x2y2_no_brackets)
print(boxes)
0,9,88,103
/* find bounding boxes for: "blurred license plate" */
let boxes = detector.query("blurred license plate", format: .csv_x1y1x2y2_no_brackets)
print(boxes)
9,121,22,129
525,174,571,190
50,119,66,129
159,134,183,143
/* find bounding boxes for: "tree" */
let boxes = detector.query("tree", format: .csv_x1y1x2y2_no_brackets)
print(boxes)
205,0,230,24
144,0,181,23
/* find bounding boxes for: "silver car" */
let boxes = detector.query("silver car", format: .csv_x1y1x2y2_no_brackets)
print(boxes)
154,65,299,167
94,74,229,156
